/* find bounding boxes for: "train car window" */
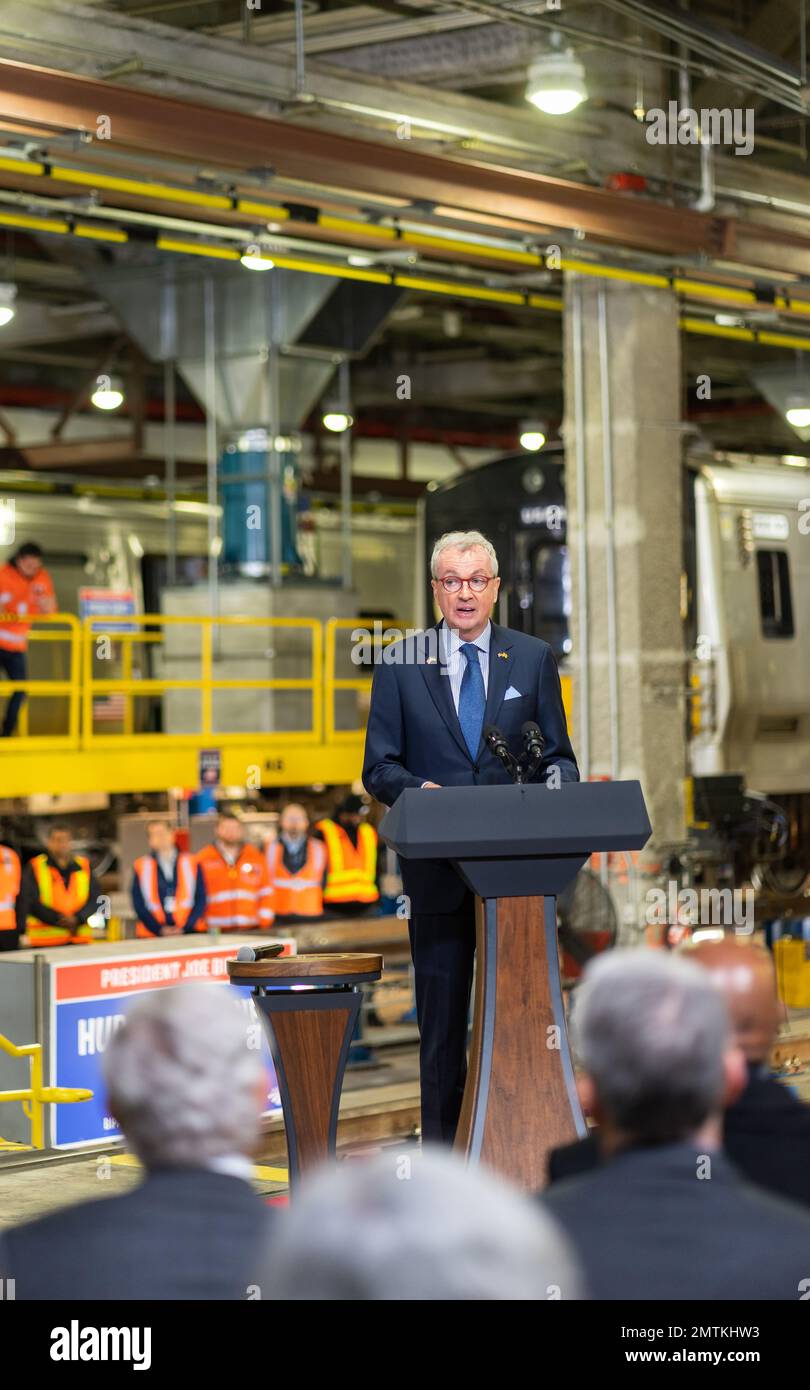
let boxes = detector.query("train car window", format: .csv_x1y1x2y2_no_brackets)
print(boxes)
756,549,794,638
513,535,571,658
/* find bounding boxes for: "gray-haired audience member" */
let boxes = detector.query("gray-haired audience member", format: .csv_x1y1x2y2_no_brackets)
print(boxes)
263,1146,582,1301
0,984,271,1300
540,949,810,1301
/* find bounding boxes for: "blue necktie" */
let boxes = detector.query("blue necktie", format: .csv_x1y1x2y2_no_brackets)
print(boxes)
458,642,485,759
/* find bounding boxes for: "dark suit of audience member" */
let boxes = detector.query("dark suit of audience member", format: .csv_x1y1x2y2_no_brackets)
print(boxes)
0,1168,271,1300
0,982,272,1300
540,947,810,1301
543,1141,810,1301
549,1064,810,1209
549,939,810,1211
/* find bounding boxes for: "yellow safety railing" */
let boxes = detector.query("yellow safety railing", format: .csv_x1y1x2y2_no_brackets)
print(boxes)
81,614,323,746
0,612,571,762
0,1032,92,1150
0,612,81,747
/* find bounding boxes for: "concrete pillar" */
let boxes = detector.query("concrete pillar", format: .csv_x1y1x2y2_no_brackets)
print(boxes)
563,275,686,856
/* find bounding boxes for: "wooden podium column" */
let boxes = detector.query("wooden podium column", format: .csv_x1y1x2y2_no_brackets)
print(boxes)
454,895,584,1190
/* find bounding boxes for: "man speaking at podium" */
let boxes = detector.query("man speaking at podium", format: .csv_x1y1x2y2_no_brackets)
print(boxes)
363,530,578,1144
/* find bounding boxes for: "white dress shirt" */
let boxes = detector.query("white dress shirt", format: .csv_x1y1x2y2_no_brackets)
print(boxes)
440,619,491,713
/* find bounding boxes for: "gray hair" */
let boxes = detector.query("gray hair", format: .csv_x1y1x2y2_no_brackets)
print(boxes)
430,530,499,578
103,983,263,1169
572,949,730,1143
261,1146,582,1301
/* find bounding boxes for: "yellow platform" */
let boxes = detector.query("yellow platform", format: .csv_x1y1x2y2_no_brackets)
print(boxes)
0,612,573,795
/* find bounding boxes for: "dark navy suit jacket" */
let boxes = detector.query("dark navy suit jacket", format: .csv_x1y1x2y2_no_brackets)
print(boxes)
362,620,579,913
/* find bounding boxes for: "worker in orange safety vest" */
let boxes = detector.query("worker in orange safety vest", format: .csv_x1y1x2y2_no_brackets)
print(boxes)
314,794,380,915
0,842,22,951
0,541,57,738
131,818,206,938
266,803,327,923
21,825,101,947
196,812,274,932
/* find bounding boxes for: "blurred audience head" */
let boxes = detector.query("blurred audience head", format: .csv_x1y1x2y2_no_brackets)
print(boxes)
684,937,782,1065
103,983,263,1170
262,1146,581,1301
572,949,746,1148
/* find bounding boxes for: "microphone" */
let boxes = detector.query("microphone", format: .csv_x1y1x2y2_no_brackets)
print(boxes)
483,724,522,784
521,721,545,778
235,942,285,962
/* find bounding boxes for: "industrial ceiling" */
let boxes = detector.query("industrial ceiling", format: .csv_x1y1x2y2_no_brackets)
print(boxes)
0,0,810,480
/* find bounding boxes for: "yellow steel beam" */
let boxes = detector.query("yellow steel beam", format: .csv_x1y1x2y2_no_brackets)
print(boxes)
0,742,367,796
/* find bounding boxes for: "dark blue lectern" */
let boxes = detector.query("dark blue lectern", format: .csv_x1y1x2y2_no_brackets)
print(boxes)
380,781,651,1189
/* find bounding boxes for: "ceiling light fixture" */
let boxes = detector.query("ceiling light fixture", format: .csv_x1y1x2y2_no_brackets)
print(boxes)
322,409,353,433
0,282,17,327
519,420,546,452
785,394,810,429
526,48,588,116
91,374,125,411
240,247,275,271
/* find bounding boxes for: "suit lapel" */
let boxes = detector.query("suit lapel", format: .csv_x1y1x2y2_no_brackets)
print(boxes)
479,623,515,752
418,623,470,761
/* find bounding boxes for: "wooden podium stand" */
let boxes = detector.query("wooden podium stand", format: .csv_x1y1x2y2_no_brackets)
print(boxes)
380,781,650,1189
228,952,382,1188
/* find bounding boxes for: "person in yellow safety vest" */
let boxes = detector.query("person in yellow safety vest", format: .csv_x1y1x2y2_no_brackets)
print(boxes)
314,794,380,916
21,825,102,947
0,842,22,952
266,803,327,924
131,818,206,938
196,812,275,932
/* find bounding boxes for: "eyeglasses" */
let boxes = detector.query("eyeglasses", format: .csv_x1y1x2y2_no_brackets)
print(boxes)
435,574,493,594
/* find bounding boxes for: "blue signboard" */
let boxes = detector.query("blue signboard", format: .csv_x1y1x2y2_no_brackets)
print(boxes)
50,946,287,1149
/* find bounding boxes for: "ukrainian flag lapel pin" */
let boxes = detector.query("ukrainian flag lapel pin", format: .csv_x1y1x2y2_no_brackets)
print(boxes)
497,650,508,660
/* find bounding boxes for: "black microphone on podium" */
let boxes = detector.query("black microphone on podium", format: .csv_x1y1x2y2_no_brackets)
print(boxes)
235,942,285,962
521,721,545,779
483,724,523,784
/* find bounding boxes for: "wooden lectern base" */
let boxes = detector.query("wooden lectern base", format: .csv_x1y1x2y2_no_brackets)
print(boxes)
228,953,382,1189
455,895,585,1191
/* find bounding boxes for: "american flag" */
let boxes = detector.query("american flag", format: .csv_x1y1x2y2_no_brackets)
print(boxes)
93,696,126,722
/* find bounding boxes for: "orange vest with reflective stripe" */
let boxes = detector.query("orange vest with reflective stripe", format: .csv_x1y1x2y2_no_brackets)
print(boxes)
0,844,21,932
134,852,197,938
26,854,93,946
268,838,326,917
0,561,56,651
197,842,275,931
315,820,379,906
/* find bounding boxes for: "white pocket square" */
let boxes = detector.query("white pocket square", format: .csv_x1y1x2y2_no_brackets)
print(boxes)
504,686,522,700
